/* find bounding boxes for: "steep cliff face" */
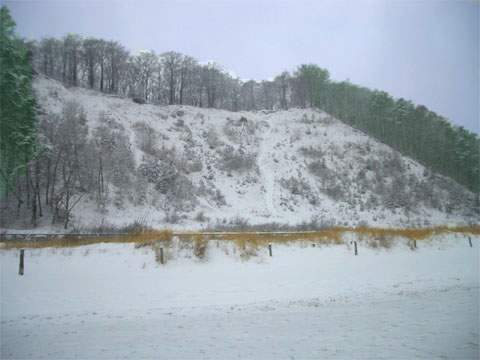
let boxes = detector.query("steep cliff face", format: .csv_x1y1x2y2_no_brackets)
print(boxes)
29,76,477,230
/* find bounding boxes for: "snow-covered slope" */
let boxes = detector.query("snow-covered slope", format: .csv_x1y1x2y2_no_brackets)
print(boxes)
32,75,477,230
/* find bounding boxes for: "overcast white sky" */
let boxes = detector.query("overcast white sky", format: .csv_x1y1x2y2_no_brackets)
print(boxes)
5,0,479,133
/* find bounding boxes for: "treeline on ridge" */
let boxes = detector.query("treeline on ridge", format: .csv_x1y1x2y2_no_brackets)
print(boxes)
27,33,479,194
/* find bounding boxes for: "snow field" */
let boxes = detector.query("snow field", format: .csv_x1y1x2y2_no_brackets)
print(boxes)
1,235,478,358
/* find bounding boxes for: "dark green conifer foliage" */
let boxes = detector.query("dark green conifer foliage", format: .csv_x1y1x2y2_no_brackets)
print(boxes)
0,6,36,196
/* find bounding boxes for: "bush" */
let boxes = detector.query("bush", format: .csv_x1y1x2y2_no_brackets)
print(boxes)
299,146,324,158
383,152,405,175
133,121,157,155
93,114,135,189
384,176,409,209
165,210,181,224
280,177,317,204
197,181,227,207
167,175,197,210
218,145,256,173
132,97,146,104
299,113,315,124
223,117,255,143
185,159,203,173
324,183,345,201
213,189,227,206
194,211,208,222
138,158,177,194
193,236,208,259
205,127,222,149
307,160,334,180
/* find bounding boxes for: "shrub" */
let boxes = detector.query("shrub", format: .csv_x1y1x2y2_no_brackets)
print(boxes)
138,158,177,194
299,113,315,124
197,181,227,206
307,160,334,181
324,183,345,201
185,159,203,173
223,117,255,143
299,146,324,158
167,175,197,210
205,127,222,149
93,115,135,189
280,177,317,204
165,210,181,224
133,121,157,155
218,145,256,173
193,236,208,259
383,152,405,175
239,244,258,261
194,211,208,222
384,176,409,209
132,97,146,104
213,189,227,206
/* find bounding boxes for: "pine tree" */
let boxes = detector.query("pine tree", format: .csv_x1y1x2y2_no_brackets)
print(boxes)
0,6,37,197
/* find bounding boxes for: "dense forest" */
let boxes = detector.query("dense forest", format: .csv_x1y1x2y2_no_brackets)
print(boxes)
0,5,478,228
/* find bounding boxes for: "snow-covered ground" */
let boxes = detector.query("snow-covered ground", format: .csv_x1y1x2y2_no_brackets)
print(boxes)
1,235,478,359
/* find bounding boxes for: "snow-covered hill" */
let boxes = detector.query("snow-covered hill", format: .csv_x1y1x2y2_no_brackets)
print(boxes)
32,75,477,230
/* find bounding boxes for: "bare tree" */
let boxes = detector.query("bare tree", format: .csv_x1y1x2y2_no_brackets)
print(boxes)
274,71,290,109
161,51,182,105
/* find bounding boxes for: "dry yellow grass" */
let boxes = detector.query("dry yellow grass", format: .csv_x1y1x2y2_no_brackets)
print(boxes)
178,225,479,245
0,229,173,250
192,234,208,259
1,225,478,250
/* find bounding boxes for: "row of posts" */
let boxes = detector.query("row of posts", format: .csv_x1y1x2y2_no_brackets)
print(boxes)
16,236,475,275
257,236,471,258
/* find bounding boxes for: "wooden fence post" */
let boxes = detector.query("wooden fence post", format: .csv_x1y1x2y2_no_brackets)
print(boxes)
354,241,358,256
468,237,472,248
414,240,417,249
19,249,24,276
154,243,165,265
268,243,272,257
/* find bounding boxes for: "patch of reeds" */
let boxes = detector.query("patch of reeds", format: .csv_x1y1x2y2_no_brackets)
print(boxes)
1,229,173,250
1,225,477,250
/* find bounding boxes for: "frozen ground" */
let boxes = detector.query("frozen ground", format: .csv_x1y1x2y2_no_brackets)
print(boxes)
1,235,479,359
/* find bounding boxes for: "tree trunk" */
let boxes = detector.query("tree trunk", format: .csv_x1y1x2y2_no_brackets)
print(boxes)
179,68,185,105
45,157,51,205
88,58,95,88
64,189,70,229
100,60,104,92
35,160,42,218
72,51,77,87
169,69,175,105
28,163,37,227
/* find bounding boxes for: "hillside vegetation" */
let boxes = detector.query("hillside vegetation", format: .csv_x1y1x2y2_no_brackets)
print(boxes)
26,33,480,195
0,76,477,230
0,7,478,231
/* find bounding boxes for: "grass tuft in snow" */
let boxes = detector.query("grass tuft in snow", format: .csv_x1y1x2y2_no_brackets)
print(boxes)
192,234,208,260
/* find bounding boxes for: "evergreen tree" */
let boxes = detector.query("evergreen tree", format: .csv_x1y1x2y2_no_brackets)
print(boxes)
0,6,37,197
